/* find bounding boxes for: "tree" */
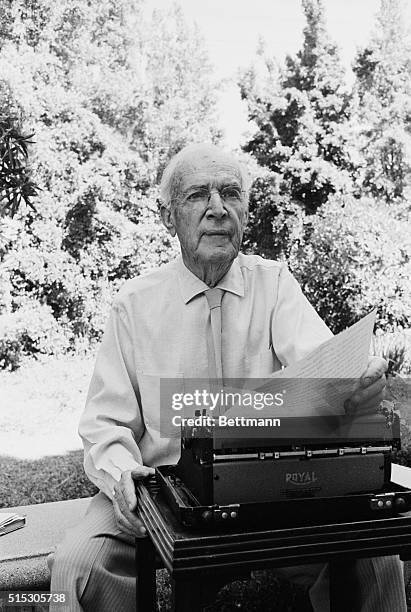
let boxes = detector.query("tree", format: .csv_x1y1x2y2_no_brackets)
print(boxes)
239,0,411,342
352,0,411,205
0,0,219,368
240,0,357,263
241,0,354,220
129,4,221,182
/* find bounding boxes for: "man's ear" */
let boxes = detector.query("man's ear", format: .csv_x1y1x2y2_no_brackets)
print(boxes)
243,206,249,228
160,205,176,237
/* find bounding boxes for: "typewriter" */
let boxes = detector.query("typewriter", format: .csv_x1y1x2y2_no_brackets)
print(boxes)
157,410,411,530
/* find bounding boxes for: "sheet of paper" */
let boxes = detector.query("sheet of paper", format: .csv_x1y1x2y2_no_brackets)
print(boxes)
270,309,376,380
259,309,376,416
226,309,376,418
391,463,411,489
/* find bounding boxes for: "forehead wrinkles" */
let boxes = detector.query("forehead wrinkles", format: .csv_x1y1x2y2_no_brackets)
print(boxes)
174,159,242,193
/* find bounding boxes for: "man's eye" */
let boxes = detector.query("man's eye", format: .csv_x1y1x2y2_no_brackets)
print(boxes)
186,191,207,201
222,188,242,200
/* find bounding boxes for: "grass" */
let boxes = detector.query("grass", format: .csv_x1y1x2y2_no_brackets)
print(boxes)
0,450,97,508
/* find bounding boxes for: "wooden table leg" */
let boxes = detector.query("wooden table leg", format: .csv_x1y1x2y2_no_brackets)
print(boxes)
136,536,156,612
329,560,361,612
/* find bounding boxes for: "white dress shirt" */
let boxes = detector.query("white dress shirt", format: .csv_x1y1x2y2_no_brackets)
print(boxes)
79,253,332,497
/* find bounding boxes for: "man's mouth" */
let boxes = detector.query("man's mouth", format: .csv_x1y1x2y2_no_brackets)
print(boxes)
203,230,230,236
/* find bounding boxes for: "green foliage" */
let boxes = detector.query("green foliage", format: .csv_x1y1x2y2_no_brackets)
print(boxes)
289,196,411,334
0,300,70,370
0,86,39,217
1,0,410,373
240,0,410,346
241,0,355,216
352,0,411,204
373,331,411,375
0,0,218,368
134,5,222,179
243,175,304,261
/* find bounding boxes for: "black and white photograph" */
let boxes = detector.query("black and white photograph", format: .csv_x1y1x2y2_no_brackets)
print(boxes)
0,1,411,610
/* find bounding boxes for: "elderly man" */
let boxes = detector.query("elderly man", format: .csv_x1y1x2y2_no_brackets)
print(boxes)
51,144,406,611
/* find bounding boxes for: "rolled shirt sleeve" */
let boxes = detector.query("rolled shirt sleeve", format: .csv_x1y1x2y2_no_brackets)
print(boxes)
272,264,333,366
79,301,144,498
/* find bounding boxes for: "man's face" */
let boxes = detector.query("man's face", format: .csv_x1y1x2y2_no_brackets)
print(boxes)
163,152,249,267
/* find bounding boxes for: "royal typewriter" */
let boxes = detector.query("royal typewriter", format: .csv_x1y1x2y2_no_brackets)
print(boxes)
157,409,411,530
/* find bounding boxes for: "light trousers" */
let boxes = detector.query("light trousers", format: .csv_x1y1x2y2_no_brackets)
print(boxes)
50,492,407,612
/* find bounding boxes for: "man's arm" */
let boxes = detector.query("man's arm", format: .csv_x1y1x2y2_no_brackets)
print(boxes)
79,299,153,536
271,264,333,366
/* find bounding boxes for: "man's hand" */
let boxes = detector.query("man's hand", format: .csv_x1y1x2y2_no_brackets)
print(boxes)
112,466,155,538
344,356,388,416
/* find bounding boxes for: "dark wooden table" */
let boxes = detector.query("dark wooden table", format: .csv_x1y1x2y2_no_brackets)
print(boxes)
136,480,411,612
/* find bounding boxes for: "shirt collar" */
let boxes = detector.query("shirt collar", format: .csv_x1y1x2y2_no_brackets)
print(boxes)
177,256,245,304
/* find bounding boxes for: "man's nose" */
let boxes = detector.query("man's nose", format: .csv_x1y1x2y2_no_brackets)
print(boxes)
206,190,227,218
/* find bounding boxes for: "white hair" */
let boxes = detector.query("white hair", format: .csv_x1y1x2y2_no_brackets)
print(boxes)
159,143,251,211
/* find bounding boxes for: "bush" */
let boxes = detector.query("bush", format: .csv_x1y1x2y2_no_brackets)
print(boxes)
373,331,411,376
0,191,179,360
0,300,70,370
243,175,305,261
289,196,411,334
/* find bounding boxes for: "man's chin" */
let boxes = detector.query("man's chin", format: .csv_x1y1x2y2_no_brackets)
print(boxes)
198,245,238,264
